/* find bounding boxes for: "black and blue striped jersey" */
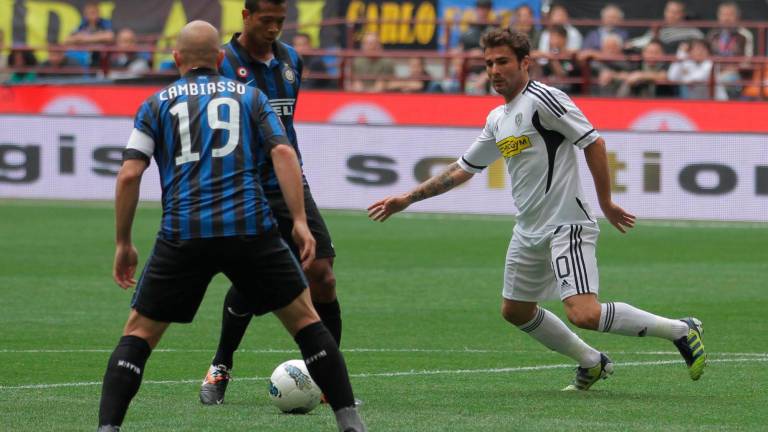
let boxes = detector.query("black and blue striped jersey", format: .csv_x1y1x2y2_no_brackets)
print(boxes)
124,68,290,240
220,33,304,191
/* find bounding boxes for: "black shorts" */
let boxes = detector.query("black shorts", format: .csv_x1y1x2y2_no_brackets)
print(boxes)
131,230,308,323
266,185,335,260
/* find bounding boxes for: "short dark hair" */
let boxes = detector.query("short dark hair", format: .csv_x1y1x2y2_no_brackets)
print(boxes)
480,28,530,62
245,0,286,12
549,24,568,39
690,38,711,53
647,38,664,49
294,32,311,41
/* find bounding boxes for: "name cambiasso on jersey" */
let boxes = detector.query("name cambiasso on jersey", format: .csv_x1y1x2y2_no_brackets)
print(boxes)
126,70,290,240
220,34,304,191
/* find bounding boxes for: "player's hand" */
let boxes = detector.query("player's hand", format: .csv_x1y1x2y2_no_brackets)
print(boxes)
292,221,316,270
367,195,410,222
113,243,139,289
601,201,636,234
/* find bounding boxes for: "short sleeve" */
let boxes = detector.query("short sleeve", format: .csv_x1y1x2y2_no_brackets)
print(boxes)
133,99,158,142
125,99,158,163
535,85,600,149
457,110,502,173
124,129,154,163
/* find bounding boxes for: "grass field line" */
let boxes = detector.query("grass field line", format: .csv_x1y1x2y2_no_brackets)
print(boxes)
1,348,766,357
1,357,765,391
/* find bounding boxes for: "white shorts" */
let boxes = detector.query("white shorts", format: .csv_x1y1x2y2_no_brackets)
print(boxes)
502,223,600,302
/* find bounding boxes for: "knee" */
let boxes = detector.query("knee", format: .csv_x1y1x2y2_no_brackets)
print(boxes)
566,307,601,330
308,261,336,302
501,302,537,326
123,311,167,349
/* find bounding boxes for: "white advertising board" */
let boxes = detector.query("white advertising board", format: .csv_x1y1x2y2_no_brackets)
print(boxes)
1,115,766,222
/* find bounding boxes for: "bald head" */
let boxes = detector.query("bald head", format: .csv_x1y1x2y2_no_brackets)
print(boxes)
173,20,222,73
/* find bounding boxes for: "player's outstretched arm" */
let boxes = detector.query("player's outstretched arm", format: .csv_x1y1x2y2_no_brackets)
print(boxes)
114,158,148,288
368,162,474,222
584,138,636,233
271,144,316,269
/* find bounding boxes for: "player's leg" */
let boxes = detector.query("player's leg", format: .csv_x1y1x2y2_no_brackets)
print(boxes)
98,310,169,431
100,237,214,429
501,230,603,370
200,286,251,404
221,233,365,431
555,224,706,380
297,189,343,345
307,257,342,344
273,290,365,431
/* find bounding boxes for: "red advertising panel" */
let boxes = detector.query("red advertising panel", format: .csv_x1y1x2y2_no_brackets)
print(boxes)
1,85,768,132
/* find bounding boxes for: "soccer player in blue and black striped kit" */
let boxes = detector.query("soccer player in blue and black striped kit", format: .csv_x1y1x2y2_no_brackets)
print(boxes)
96,21,365,432
199,0,349,405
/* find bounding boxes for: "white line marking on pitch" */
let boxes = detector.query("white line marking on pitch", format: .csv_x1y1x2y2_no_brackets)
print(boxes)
1,348,766,357
0,357,764,391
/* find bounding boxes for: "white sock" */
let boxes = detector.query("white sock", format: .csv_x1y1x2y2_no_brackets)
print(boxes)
518,307,601,368
599,302,689,340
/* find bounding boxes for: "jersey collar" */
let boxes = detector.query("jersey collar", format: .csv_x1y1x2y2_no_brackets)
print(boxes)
184,67,219,77
230,33,281,68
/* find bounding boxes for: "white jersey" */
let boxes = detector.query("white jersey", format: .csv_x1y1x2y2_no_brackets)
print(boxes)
457,80,600,237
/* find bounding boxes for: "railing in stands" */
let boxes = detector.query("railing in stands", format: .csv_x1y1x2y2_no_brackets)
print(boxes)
2,17,768,99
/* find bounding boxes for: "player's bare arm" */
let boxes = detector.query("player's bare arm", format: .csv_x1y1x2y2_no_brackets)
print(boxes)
113,158,148,289
368,162,474,222
584,137,636,233
271,143,316,268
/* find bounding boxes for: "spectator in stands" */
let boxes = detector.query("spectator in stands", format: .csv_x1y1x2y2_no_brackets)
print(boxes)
511,4,540,51
626,0,703,55
668,38,727,100
6,47,37,84
428,49,464,93
38,45,82,80
350,32,395,92
66,1,115,66
292,32,334,89
615,39,674,98
538,3,582,52
582,4,629,51
388,57,435,93
463,47,490,94
0,29,10,83
742,64,768,99
707,2,753,99
578,33,634,96
708,2,753,57
107,28,150,80
458,0,498,51
538,25,579,92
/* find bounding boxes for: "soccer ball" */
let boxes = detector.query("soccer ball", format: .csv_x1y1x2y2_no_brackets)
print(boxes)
268,359,322,414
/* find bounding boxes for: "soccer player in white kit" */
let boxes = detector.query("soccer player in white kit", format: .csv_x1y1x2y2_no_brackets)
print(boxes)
368,28,706,390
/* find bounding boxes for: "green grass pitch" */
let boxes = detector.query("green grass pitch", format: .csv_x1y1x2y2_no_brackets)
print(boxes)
1,200,766,431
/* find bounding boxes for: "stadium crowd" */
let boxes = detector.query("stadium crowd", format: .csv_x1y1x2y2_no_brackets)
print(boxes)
1,0,767,100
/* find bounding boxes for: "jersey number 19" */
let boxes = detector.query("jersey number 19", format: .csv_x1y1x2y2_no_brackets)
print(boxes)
170,97,240,166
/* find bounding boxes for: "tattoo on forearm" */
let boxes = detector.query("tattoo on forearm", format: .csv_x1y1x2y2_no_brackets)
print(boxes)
407,163,460,203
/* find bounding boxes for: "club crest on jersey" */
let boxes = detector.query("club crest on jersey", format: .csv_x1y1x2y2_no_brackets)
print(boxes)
515,112,522,127
237,67,248,78
283,63,296,83
496,135,532,158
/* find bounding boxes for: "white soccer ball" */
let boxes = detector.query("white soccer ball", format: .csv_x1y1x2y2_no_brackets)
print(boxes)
268,359,322,414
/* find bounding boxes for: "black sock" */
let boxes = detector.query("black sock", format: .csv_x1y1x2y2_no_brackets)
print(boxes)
294,321,355,411
313,299,342,346
212,286,253,369
98,335,152,427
